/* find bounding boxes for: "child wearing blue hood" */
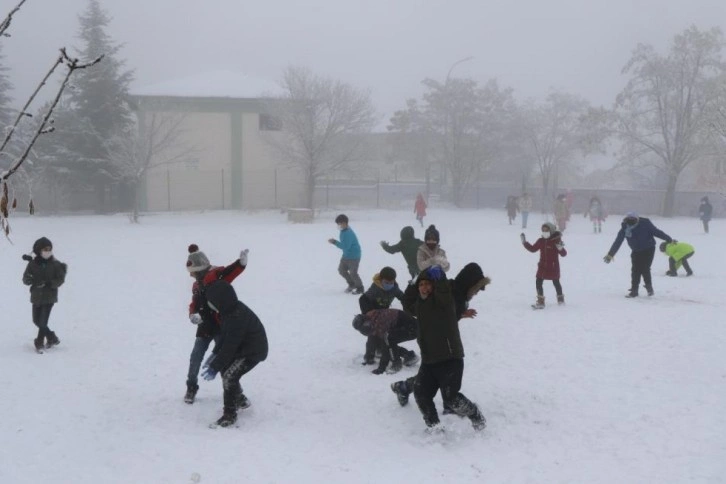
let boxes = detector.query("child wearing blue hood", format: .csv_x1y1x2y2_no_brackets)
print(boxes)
603,212,672,298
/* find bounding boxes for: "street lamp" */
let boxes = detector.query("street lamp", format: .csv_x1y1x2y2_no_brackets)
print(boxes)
442,56,474,198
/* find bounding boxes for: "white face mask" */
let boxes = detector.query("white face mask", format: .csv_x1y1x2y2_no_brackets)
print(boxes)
41,250,53,260
337,224,345,231
541,232,551,239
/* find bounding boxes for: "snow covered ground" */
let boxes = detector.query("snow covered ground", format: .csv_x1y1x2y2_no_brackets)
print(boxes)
1,208,724,484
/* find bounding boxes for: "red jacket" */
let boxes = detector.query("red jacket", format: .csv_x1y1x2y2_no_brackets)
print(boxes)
523,234,567,280
414,195,427,217
189,259,246,338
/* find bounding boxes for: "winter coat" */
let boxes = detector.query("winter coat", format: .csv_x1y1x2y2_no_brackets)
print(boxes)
206,281,268,372
608,217,671,256
417,244,450,272
452,262,490,319
189,259,245,338
381,226,423,276
523,232,567,280
411,273,463,365
663,241,695,266
506,197,519,217
554,199,569,222
359,273,404,313
698,200,713,221
22,256,67,305
333,227,361,260
587,199,605,221
414,195,427,218
519,195,533,212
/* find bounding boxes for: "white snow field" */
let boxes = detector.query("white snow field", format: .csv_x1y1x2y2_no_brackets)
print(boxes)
1,208,724,484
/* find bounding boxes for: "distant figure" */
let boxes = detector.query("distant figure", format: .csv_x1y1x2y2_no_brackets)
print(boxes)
565,189,574,214
698,196,712,234
553,194,570,232
414,193,427,228
519,192,533,229
505,195,519,225
585,196,606,233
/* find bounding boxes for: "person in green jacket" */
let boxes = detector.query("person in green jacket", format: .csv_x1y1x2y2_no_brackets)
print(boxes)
380,226,423,283
22,237,67,352
659,241,695,277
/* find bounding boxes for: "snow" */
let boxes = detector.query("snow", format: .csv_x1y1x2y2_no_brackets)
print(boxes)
131,70,282,99
1,208,724,484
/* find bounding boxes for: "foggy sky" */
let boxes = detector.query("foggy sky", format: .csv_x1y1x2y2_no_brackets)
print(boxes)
2,0,725,124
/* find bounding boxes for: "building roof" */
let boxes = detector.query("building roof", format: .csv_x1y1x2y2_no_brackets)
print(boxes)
131,70,282,99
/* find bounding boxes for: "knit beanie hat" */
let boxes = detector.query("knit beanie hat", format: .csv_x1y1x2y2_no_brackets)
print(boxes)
424,224,440,242
186,244,211,273
32,236,53,255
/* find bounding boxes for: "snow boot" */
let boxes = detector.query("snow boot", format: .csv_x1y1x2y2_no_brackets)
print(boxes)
344,286,355,294
390,381,411,407
665,271,677,277
403,351,420,367
33,337,44,352
45,332,60,348
645,285,654,296
470,406,487,431
557,294,565,305
532,295,545,309
184,384,199,404
237,393,251,410
686,271,693,277
214,409,237,428
625,290,638,298
351,287,364,295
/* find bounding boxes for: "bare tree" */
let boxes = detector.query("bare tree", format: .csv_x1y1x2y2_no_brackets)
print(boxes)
615,26,725,216
265,66,377,209
107,109,194,223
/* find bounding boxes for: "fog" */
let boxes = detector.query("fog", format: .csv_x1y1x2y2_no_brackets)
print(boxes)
3,0,725,117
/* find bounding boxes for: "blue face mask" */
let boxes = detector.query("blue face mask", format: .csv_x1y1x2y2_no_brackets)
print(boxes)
382,281,395,291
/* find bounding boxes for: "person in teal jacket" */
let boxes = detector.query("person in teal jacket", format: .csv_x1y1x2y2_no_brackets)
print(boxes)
659,241,695,276
328,214,364,294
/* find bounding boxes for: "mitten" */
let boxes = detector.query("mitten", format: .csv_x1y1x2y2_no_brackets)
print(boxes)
201,367,218,381
426,265,444,281
239,249,249,266
603,254,613,264
189,313,203,325
520,233,526,243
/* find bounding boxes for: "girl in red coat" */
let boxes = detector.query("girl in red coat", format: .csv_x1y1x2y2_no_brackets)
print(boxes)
414,193,427,227
521,222,567,309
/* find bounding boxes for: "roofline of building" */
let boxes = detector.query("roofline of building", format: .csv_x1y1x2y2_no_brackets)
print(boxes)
129,94,281,113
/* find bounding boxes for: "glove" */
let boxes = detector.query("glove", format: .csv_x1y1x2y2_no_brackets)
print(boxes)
371,367,385,375
380,240,387,247
22,254,33,262
189,313,203,325
202,353,216,369
201,367,218,381
520,233,526,243
555,241,564,250
239,249,249,266
426,265,444,281
603,254,613,264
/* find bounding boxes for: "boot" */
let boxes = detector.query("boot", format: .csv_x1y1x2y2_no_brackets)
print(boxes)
33,337,44,352
390,381,410,407
469,405,487,431
215,409,237,428
644,285,654,296
184,384,199,404
625,290,638,298
237,393,251,409
557,294,565,305
45,332,60,348
532,295,545,309
403,351,419,367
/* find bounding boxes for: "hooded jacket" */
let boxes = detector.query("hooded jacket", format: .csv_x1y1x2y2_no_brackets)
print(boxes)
608,216,671,255
662,241,695,265
452,263,490,318
358,273,405,314
698,198,713,221
22,237,67,305
523,227,567,280
380,226,423,275
206,281,268,372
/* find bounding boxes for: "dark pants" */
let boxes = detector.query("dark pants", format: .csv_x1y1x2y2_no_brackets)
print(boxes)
413,359,479,427
669,251,694,275
536,278,562,296
631,247,655,293
221,358,259,413
32,303,54,339
338,258,363,290
702,219,709,233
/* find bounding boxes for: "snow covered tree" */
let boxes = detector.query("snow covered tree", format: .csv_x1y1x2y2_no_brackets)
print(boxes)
615,26,725,216
59,0,133,211
0,43,14,134
266,66,377,209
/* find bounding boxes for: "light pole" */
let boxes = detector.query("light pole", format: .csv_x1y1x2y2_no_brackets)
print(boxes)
442,56,473,199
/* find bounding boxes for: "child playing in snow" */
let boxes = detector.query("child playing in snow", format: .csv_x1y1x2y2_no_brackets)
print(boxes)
585,196,606,233
358,266,406,365
417,225,450,273
659,241,695,277
414,193,427,227
184,244,248,404
380,226,424,283
201,280,268,428
521,222,567,308
352,308,419,375
553,194,570,232
328,214,363,294
22,237,67,352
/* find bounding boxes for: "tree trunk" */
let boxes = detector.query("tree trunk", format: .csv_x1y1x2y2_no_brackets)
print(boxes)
304,173,316,209
662,172,678,217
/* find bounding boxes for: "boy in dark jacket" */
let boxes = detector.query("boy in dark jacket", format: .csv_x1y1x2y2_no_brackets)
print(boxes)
22,237,67,351
380,226,424,282
200,280,268,428
698,196,712,234
184,244,248,404
352,308,418,375
358,266,407,365
391,266,487,432
521,222,567,309
604,212,672,298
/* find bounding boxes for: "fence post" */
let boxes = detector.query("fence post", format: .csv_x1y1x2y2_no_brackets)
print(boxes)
376,173,381,209
166,168,171,211
274,168,278,208
221,169,225,209
326,178,330,209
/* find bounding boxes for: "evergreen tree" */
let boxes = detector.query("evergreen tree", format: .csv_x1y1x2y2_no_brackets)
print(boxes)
61,0,133,211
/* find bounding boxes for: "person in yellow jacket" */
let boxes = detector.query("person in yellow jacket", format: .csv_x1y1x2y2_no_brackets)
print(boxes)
659,241,695,277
